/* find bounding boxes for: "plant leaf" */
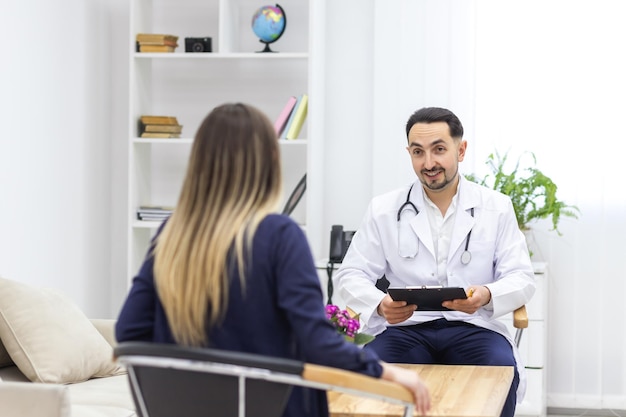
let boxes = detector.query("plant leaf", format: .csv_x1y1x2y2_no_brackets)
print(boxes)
353,333,376,345
464,150,579,234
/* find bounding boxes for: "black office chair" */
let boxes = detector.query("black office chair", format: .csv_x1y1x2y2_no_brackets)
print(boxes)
114,342,415,417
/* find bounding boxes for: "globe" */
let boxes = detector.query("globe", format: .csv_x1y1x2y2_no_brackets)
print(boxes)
251,4,286,53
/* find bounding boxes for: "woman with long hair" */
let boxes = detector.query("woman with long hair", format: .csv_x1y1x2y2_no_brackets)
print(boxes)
116,103,430,417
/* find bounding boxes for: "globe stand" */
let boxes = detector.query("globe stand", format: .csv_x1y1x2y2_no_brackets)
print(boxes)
257,41,277,53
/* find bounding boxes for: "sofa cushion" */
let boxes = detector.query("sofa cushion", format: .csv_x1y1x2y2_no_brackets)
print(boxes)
68,374,135,417
0,276,124,384
0,381,71,417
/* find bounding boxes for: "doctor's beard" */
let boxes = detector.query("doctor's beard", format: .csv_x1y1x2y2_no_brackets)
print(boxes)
419,165,459,192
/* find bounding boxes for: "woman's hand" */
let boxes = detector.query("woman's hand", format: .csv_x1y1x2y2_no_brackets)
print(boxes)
381,362,431,415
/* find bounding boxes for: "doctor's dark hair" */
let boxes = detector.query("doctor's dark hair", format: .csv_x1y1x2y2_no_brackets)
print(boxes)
405,107,464,140
153,102,282,347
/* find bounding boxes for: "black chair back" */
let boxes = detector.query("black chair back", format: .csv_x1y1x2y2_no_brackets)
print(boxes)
114,342,304,417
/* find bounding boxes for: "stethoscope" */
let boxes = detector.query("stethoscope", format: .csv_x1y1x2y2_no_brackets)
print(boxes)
397,184,474,264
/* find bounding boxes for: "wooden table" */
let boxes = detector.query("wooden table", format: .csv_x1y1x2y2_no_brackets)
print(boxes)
328,364,513,417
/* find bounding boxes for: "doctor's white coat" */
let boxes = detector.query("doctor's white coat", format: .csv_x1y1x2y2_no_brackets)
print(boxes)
334,175,536,400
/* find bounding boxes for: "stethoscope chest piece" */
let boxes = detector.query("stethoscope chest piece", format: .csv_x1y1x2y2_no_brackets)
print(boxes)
459,207,475,265
460,250,472,265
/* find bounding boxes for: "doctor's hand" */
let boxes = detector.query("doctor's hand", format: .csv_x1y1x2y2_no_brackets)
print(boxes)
441,285,491,314
377,295,417,324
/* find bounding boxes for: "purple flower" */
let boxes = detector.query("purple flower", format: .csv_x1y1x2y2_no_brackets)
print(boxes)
325,304,374,345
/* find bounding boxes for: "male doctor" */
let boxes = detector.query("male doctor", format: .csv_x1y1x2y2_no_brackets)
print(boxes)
334,107,535,417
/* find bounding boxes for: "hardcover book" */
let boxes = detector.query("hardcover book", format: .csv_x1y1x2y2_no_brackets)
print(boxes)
139,116,179,125
139,44,177,53
137,205,174,221
143,124,183,134
140,132,181,138
137,40,178,47
274,96,298,136
136,33,179,44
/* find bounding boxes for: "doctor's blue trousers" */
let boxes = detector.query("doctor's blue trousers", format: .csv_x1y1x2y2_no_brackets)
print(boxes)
363,319,519,417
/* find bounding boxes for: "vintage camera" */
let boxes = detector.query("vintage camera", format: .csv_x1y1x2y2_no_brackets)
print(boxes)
185,37,212,53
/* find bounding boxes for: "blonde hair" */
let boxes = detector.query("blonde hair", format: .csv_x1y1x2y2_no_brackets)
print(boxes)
153,103,282,346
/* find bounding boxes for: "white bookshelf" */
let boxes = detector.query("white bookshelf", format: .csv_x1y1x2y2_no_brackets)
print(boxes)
127,0,311,282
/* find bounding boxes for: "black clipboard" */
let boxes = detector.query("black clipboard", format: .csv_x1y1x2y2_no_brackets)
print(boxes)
387,287,467,311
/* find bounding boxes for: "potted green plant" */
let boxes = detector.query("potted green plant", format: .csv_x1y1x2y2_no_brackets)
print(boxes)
465,151,579,235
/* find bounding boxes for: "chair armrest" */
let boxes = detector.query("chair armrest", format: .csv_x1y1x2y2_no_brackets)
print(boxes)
513,305,528,329
302,363,413,404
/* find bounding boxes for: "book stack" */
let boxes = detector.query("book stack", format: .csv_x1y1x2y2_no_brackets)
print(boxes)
136,205,174,222
276,94,308,140
136,33,179,53
139,115,183,138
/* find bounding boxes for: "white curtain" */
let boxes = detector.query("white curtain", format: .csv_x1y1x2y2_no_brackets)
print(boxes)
474,1,626,410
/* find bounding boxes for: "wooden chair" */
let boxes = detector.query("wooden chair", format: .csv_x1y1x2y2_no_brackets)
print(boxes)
114,342,415,417
513,305,528,347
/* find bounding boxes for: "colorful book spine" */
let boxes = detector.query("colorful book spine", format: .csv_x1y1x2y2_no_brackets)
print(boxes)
280,95,302,139
274,96,298,136
285,94,308,140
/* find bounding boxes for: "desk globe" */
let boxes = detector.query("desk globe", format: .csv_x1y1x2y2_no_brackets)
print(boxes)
251,4,286,53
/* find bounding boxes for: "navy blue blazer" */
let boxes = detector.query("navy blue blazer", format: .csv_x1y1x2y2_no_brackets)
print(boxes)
116,214,382,417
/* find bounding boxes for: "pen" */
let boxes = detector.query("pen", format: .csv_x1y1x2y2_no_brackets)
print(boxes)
468,288,475,298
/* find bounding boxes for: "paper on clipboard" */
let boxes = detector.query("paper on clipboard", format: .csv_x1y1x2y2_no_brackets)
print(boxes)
387,286,468,311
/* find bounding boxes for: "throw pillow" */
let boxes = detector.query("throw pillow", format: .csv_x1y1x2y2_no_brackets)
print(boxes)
0,276,124,384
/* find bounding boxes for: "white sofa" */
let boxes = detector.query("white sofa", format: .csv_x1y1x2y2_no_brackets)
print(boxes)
0,277,135,417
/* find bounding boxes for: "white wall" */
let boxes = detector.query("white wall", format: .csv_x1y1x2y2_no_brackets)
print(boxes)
108,1,131,318
0,0,129,318
371,0,476,196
